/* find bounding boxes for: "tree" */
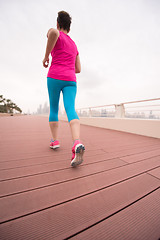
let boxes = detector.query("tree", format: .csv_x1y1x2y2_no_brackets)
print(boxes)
0,95,7,113
0,95,3,103
0,95,22,114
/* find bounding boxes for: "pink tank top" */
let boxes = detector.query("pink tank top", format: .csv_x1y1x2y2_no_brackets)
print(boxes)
47,31,79,82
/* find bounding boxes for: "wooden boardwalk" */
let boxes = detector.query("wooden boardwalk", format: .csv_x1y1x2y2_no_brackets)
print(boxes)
0,115,160,240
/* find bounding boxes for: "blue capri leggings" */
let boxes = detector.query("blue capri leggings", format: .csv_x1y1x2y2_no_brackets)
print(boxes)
47,77,79,122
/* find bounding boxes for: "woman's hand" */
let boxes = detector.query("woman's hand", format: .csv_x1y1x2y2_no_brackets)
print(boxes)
42,57,49,68
43,28,59,68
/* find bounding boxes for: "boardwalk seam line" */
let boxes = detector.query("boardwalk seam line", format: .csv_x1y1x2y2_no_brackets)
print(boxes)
0,158,127,182
0,154,159,182
1,142,160,164
65,187,160,240
0,173,159,224
0,152,108,171
1,165,160,199
146,172,160,181
0,148,105,163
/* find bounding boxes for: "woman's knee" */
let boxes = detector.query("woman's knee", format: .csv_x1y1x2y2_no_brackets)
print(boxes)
49,109,59,122
65,108,79,122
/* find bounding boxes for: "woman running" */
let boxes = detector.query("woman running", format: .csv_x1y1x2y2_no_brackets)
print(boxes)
43,11,85,167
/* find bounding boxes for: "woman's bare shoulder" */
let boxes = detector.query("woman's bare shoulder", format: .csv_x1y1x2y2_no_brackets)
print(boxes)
47,28,59,38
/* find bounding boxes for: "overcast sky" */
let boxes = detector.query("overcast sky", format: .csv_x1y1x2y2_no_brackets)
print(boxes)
0,0,160,113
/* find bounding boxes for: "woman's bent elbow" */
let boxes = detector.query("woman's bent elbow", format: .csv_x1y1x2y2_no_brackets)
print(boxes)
75,68,81,73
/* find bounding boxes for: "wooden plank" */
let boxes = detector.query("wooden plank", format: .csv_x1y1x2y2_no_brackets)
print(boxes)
0,115,160,240
1,142,159,170
96,141,160,154
1,116,160,162
0,174,159,239
120,149,160,163
102,144,160,160
148,167,160,179
0,157,159,223
0,158,125,197
0,149,105,169
1,141,159,163
0,154,124,181
70,189,160,240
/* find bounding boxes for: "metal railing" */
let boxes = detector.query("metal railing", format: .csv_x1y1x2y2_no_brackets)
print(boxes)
75,98,160,119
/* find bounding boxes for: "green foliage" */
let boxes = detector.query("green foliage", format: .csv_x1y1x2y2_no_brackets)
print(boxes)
0,95,22,114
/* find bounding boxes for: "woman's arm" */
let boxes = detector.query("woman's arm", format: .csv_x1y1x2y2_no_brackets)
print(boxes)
47,28,54,38
43,28,59,68
75,54,81,73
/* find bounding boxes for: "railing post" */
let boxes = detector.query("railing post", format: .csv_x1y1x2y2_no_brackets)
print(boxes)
115,104,125,118
89,108,92,117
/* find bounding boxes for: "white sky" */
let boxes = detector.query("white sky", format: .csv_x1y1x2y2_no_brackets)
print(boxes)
0,0,160,113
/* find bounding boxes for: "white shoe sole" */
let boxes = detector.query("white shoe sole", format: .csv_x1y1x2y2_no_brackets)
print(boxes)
50,145,60,149
71,144,85,167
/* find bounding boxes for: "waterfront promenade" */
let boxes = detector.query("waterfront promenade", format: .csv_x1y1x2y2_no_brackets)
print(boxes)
0,115,160,239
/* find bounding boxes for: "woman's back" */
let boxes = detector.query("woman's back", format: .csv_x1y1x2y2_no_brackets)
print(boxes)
47,31,79,82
